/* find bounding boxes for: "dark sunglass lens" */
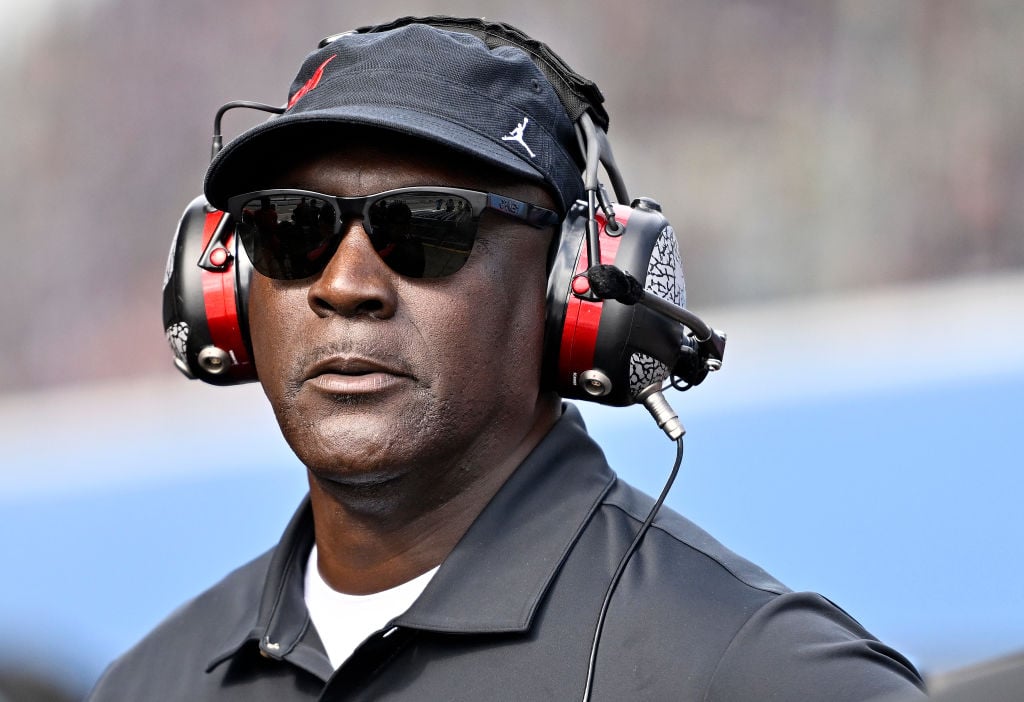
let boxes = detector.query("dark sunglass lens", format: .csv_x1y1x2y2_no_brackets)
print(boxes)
236,194,337,279
367,193,476,278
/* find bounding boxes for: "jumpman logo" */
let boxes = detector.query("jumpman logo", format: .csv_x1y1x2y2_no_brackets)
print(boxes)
502,117,536,158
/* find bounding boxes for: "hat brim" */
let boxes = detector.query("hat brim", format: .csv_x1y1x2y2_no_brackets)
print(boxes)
204,106,550,211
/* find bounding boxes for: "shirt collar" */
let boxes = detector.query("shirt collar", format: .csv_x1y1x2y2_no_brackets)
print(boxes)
206,403,614,671
394,403,615,633
205,496,318,673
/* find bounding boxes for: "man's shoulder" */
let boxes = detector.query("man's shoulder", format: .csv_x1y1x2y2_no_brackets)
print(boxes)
86,548,275,701
603,476,789,596
589,477,925,699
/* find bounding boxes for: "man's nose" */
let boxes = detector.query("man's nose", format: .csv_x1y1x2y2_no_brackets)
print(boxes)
306,220,398,319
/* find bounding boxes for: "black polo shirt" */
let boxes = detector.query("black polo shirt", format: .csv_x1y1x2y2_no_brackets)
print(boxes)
87,405,926,701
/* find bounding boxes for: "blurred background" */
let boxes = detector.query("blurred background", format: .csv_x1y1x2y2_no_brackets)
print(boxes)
1,0,1021,698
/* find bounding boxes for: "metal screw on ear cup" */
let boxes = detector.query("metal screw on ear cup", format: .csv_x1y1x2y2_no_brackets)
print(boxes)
579,369,613,397
197,345,233,375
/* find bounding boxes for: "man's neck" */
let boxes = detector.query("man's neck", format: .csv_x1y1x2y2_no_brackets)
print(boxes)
307,397,560,595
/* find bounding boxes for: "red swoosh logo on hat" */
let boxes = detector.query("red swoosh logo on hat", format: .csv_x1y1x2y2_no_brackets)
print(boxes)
286,54,337,110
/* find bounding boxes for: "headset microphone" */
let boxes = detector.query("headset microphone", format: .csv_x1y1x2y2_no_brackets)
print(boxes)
584,263,727,389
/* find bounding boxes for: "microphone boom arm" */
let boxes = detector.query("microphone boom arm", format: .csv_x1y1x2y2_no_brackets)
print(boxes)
585,264,727,387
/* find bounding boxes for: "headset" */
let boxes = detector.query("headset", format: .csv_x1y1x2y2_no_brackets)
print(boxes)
163,16,725,426
162,18,726,699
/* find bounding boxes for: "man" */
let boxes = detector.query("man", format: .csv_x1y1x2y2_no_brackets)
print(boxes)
89,18,927,701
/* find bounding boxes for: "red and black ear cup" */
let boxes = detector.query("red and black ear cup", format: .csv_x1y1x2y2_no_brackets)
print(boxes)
543,199,688,406
162,196,257,385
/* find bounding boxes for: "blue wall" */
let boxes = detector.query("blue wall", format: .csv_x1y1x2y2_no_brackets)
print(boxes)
1,276,1021,689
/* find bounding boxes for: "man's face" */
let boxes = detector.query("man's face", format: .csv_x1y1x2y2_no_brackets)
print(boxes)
247,137,559,489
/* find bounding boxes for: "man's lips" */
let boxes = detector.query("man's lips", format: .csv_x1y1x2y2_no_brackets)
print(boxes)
302,355,413,395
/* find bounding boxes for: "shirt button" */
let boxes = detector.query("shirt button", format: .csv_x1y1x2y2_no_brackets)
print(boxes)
260,638,282,658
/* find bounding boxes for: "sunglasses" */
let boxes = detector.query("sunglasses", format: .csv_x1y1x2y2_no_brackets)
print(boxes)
227,186,560,280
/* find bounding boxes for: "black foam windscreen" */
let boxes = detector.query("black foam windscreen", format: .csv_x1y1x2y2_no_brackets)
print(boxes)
585,264,645,304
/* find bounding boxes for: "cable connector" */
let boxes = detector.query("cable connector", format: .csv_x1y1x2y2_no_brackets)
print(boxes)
637,383,685,440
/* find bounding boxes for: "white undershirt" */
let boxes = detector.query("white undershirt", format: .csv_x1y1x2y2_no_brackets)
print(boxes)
303,544,439,669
